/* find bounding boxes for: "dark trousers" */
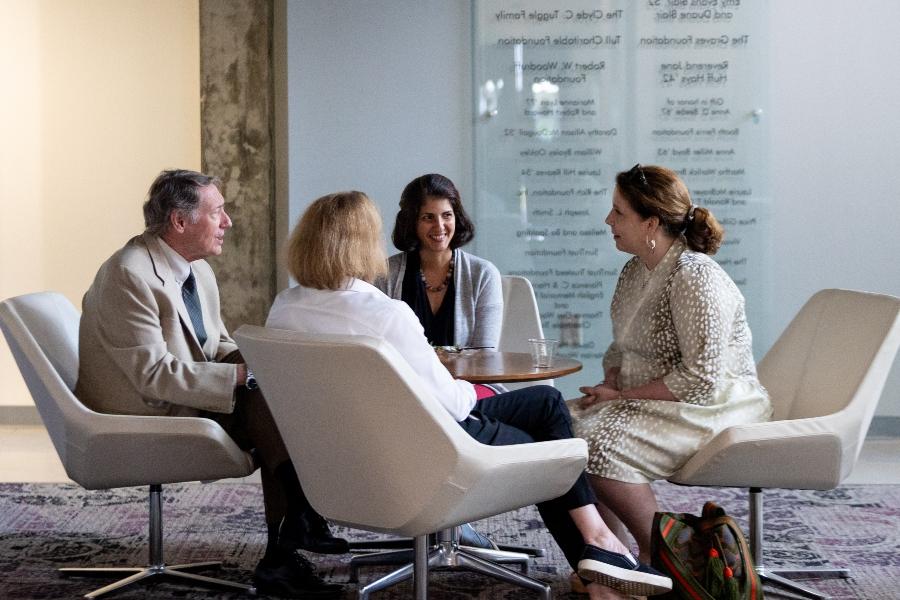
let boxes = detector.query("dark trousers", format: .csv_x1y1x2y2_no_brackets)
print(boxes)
204,351,291,529
458,385,596,570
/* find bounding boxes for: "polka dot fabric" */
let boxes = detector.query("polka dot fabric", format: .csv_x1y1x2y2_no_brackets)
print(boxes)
569,238,771,483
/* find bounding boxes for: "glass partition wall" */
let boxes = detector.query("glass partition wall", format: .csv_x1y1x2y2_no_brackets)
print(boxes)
474,0,770,396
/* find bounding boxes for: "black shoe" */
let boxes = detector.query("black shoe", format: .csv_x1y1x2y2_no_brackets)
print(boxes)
254,549,343,598
577,544,672,596
458,523,498,550
279,511,350,554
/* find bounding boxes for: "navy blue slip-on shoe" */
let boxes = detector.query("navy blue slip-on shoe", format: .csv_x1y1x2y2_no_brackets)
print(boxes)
577,544,672,596
458,523,499,550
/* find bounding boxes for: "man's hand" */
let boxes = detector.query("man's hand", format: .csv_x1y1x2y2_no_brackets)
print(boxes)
236,363,248,387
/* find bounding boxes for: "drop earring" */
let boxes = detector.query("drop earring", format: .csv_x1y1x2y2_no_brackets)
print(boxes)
646,237,656,253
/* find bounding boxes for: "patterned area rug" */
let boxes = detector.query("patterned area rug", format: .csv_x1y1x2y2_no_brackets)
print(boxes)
0,481,897,599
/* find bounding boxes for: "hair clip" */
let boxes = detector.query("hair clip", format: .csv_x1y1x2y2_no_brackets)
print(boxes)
629,163,649,188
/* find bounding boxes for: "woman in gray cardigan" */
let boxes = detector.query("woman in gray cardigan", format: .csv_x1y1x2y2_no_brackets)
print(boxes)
377,173,504,550
377,173,503,349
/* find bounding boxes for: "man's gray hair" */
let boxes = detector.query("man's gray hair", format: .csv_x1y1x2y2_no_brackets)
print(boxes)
143,169,220,236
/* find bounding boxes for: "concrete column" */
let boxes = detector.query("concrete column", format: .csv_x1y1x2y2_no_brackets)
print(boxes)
199,0,274,328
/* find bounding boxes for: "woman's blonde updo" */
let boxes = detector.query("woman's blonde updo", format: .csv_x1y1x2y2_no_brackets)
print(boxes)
615,164,724,255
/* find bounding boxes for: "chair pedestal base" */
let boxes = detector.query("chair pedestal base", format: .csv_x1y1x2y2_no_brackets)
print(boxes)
757,566,850,600
60,485,254,598
749,487,851,600
61,561,255,599
350,544,532,582
350,527,536,583
357,531,550,600
349,535,545,557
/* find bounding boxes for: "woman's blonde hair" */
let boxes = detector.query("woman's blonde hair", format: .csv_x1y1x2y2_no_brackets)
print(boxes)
287,191,387,289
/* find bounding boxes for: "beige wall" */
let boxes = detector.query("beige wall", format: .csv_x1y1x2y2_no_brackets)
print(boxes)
0,1,201,407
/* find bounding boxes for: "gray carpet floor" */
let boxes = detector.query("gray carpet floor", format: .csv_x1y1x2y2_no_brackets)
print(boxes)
1,481,898,599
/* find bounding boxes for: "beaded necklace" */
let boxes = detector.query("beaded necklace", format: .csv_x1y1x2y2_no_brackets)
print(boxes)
419,252,455,293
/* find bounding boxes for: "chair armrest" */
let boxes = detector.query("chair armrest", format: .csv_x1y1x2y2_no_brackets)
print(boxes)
66,412,255,489
398,437,588,536
668,415,850,490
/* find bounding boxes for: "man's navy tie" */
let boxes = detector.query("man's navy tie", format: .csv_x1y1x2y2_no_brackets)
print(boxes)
181,271,208,348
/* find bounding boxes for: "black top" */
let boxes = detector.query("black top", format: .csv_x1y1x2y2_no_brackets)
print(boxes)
401,251,455,346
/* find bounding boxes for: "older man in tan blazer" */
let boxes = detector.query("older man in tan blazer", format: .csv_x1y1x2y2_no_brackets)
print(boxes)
76,169,344,598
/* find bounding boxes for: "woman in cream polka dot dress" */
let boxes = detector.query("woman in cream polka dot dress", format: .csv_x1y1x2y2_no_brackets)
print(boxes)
569,164,772,566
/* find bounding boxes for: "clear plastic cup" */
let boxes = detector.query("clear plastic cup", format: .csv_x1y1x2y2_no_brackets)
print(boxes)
528,338,559,368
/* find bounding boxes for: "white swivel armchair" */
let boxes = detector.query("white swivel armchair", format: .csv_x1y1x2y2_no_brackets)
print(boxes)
0,293,256,598
669,289,900,599
322,274,553,570
235,325,588,599
499,275,553,390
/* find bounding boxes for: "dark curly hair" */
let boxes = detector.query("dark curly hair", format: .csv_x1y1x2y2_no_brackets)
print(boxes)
391,173,475,251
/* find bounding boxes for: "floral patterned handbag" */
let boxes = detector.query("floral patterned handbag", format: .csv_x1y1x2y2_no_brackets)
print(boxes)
651,501,764,600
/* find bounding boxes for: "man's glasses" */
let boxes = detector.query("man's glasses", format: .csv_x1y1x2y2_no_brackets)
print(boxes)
628,163,649,189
